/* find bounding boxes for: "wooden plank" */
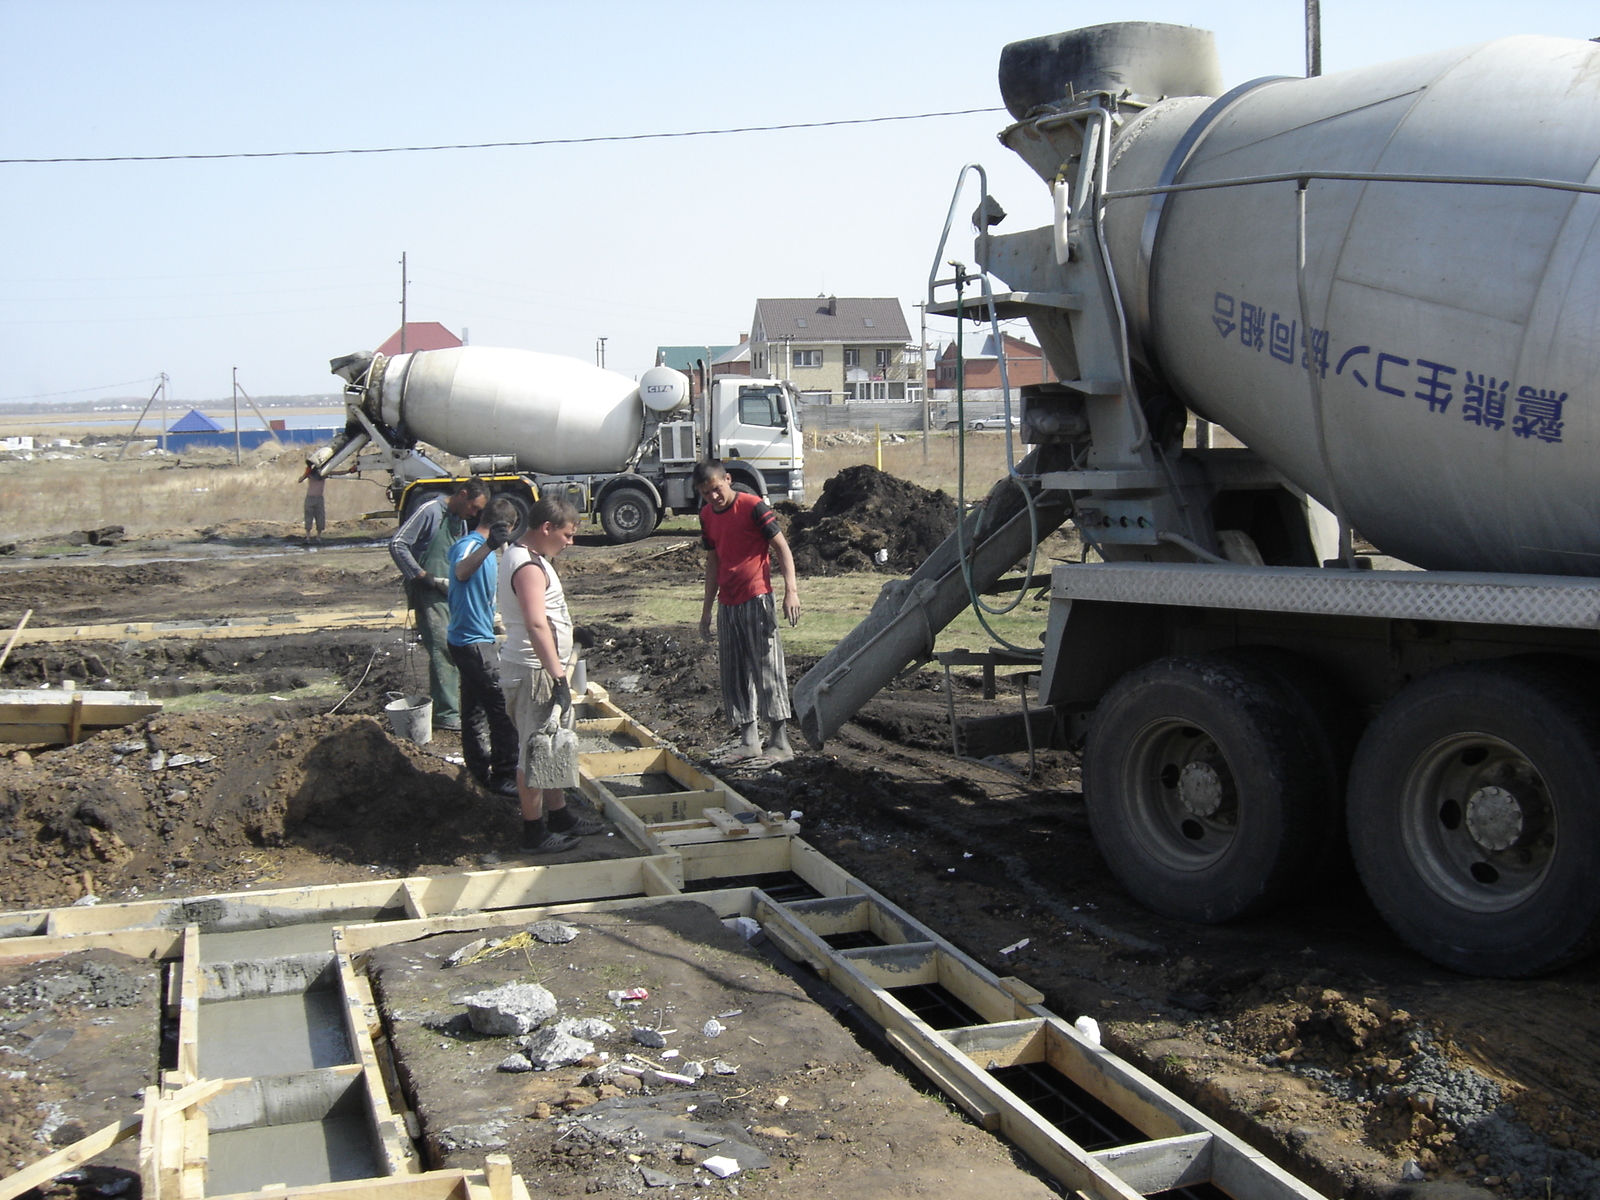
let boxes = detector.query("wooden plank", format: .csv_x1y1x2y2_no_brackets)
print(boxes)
333,886,751,954
0,1113,141,1200
176,925,202,1083
998,976,1046,1010
66,692,86,745
0,609,31,673
0,927,184,963
410,858,651,915
575,777,658,855
640,860,681,896
484,1155,512,1200
675,834,792,882
780,895,872,938
179,1111,208,1200
138,1084,161,1200
12,608,404,647
701,807,751,836
946,1019,1051,1069
838,942,939,989
335,953,419,1176
1208,1134,1333,1200
200,1168,476,1200
401,881,427,920
935,952,1031,1026
883,1027,1001,1131
583,748,669,778
1092,1133,1213,1195
615,789,724,825
787,839,863,899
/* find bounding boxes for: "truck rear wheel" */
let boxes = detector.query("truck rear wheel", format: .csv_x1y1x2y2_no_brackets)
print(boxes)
1083,655,1333,923
1347,658,1600,976
599,487,656,544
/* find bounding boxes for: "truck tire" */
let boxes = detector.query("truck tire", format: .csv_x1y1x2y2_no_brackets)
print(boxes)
1217,645,1356,886
1347,658,1600,976
599,487,656,544
1083,654,1333,923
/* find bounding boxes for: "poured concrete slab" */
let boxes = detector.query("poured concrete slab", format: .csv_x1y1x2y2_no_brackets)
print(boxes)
199,990,352,1076
367,902,1059,1197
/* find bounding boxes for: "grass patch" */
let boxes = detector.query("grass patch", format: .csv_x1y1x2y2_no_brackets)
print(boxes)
158,677,346,715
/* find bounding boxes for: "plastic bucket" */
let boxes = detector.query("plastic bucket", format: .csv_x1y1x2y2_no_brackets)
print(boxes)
384,693,433,745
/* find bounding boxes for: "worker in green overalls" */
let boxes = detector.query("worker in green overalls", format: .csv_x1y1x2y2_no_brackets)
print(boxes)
388,479,489,730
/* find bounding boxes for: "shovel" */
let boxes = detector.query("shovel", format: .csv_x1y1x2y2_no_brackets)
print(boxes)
522,651,581,789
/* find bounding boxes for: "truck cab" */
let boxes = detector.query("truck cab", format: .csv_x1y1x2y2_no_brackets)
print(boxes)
704,377,804,506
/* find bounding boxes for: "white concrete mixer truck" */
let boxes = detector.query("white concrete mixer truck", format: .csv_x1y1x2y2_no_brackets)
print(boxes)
794,23,1600,977
320,346,805,542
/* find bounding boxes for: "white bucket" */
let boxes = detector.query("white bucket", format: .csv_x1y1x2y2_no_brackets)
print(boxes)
384,693,433,745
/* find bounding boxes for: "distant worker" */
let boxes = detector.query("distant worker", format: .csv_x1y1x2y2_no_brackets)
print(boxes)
446,497,521,798
297,447,349,543
695,460,801,764
499,495,605,853
389,479,489,732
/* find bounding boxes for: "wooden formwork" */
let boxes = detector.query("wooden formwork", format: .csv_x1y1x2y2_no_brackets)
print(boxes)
0,687,1329,1200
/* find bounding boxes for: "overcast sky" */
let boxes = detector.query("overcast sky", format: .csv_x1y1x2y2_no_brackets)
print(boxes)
3,0,1597,405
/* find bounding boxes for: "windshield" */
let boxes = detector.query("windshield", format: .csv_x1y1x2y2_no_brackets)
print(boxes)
737,385,787,428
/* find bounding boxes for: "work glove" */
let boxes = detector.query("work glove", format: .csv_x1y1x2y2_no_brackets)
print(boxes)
572,624,597,649
487,521,513,550
428,575,450,597
550,677,573,713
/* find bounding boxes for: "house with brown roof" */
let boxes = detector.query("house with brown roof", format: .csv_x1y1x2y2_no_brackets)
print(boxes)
929,329,1053,393
750,297,919,404
376,322,463,356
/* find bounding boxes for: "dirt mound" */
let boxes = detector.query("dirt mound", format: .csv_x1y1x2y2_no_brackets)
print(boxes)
0,712,520,910
784,466,956,575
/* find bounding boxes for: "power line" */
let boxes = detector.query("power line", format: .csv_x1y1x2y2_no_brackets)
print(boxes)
0,377,157,403
1,107,1007,165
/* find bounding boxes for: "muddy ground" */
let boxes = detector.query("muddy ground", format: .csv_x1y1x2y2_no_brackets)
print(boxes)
0,471,1597,1200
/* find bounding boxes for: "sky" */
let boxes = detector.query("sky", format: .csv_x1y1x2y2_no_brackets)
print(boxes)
2,0,1598,406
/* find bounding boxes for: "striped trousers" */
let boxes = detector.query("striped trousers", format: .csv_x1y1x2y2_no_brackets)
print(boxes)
717,592,792,725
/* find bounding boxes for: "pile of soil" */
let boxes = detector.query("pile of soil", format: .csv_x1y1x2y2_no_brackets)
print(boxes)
781,465,956,575
0,712,531,910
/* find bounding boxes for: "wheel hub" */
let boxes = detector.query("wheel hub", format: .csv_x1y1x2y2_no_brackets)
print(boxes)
1177,761,1224,817
1465,785,1525,851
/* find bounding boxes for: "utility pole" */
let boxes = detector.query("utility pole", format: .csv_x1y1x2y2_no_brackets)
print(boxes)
399,252,409,354
232,367,241,466
916,302,929,461
1305,0,1321,77
596,337,607,369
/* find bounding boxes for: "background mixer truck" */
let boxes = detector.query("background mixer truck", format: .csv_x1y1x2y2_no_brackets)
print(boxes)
322,345,805,542
795,22,1600,977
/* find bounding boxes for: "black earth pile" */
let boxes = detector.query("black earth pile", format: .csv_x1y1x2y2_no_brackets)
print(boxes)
782,466,956,575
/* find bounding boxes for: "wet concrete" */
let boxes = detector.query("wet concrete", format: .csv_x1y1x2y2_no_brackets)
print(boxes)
207,1113,379,1193
199,990,351,1076
600,772,686,798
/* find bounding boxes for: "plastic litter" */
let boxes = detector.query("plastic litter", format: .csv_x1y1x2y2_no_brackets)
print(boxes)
1074,1015,1102,1046
608,987,649,1007
998,937,1029,955
702,1018,725,1038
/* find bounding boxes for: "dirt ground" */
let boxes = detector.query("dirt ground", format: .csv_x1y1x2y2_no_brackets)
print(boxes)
367,903,1058,1198
0,468,1597,1200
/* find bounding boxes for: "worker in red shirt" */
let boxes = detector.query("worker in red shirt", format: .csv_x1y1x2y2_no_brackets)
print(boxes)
695,460,801,763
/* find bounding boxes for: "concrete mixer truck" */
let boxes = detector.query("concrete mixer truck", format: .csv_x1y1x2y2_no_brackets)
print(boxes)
320,346,805,542
794,23,1600,977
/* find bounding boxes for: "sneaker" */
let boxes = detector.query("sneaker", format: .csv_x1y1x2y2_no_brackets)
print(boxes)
434,719,462,732
522,830,579,854
549,812,606,837
488,777,520,799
